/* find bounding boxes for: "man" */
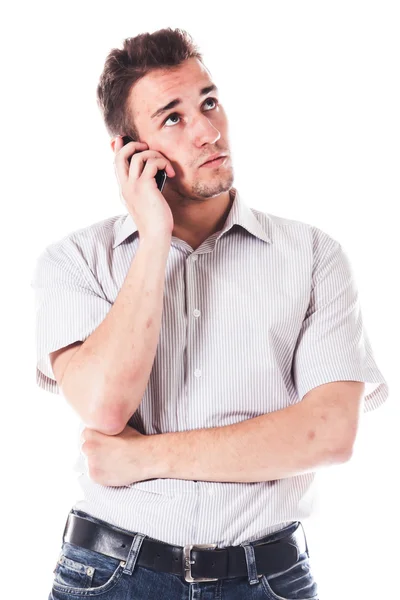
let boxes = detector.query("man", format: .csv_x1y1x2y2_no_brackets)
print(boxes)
32,28,389,599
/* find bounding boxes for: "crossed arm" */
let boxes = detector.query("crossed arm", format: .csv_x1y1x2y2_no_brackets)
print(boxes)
80,381,365,487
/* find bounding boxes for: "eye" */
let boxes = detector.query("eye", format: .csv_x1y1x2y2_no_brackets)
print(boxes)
163,97,219,127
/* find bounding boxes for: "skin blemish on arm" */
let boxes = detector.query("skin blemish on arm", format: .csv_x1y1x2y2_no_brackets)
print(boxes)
307,429,316,441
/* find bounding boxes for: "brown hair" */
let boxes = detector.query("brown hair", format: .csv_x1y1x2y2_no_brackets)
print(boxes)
96,27,205,142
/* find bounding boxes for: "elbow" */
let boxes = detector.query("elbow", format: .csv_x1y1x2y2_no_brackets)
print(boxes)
336,420,360,463
87,402,128,436
330,413,360,464
334,436,355,463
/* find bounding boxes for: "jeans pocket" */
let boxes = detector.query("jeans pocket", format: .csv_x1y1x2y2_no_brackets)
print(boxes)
260,551,319,600
52,542,125,597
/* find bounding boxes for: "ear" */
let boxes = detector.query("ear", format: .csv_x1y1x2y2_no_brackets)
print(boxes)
110,136,120,153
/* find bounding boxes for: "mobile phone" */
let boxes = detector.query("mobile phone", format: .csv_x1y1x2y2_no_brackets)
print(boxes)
121,135,167,193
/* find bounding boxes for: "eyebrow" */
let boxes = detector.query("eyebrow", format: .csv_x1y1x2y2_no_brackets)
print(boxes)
150,84,218,120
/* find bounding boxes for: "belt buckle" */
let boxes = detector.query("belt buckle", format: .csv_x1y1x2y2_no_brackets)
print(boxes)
183,544,218,583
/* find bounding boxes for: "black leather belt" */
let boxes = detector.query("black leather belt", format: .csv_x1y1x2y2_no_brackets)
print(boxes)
63,513,307,583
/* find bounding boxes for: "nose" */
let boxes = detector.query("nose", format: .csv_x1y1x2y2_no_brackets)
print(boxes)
192,114,221,147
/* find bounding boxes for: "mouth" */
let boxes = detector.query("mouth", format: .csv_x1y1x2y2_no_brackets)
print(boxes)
200,153,227,168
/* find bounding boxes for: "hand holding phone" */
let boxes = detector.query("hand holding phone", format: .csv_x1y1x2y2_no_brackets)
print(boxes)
122,136,167,192
114,135,175,238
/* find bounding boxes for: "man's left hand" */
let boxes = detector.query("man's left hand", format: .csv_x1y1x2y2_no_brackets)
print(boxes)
80,424,155,487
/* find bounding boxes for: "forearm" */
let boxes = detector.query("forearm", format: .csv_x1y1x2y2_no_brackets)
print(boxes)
150,399,349,483
62,233,171,435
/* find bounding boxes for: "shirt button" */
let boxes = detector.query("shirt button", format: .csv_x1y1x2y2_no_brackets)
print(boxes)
194,369,202,378
192,255,198,261
208,488,214,495
193,309,201,318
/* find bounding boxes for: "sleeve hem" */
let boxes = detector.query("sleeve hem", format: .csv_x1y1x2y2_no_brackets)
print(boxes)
294,364,389,414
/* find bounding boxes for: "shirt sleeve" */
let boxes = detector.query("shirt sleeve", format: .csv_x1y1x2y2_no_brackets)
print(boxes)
291,228,389,413
30,240,112,395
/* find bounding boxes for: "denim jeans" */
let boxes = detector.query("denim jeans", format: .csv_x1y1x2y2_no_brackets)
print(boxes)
49,509,319,599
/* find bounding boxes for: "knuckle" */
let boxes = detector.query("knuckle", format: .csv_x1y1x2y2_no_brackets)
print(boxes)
88,465,99,481
147,156,164,165
91,465,105,484
83,440,94,453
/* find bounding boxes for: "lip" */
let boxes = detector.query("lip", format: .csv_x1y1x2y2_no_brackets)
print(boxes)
200,153,227,166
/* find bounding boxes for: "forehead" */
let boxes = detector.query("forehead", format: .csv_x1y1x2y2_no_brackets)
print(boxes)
130,58,214,120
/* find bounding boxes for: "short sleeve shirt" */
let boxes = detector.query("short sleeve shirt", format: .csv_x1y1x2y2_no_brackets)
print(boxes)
31,187,389,546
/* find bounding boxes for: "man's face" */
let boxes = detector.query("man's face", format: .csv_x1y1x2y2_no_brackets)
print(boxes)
128,57,234,200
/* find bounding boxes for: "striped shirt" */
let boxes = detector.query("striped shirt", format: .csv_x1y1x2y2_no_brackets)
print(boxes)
31,187,389,547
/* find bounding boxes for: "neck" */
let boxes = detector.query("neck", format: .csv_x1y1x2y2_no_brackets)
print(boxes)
168,188,235,248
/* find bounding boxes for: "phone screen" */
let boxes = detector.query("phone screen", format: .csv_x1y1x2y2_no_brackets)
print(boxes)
121,135,167,193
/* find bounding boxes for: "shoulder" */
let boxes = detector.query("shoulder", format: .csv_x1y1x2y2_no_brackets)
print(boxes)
39,213,126,266
33,214,126,290
251,207,340,251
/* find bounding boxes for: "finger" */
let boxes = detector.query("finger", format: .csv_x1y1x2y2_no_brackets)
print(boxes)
114,135,147,155
114,138,148,182
142,156,175,179
121,140,149,161
128,150,166,180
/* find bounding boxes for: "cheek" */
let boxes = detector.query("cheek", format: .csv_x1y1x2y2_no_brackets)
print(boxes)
173,155,194,173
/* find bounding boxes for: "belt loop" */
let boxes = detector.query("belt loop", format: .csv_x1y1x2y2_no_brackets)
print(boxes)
62,513,71,544
122,532,146,576
239,542,260,586
299,521,309,556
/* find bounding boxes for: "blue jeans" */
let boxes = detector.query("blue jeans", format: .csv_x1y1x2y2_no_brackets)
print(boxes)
49,509,319,599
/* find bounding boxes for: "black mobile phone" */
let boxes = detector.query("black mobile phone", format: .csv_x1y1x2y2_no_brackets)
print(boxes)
121,135,167,193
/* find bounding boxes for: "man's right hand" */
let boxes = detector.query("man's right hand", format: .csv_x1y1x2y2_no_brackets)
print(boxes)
113,135,176,238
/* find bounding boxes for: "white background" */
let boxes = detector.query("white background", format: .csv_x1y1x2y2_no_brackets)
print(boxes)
1,1,398,599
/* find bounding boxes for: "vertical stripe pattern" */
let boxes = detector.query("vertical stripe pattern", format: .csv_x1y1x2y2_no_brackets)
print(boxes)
31,187,389,547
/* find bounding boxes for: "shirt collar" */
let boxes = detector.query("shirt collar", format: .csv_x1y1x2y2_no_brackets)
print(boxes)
112,187,272,249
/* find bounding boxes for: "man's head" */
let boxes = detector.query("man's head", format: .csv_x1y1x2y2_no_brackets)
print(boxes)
96,28,233,202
